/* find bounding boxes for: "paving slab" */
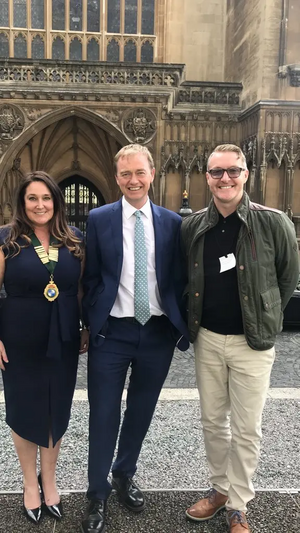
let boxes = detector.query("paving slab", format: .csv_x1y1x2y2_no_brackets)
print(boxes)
0,491,298,533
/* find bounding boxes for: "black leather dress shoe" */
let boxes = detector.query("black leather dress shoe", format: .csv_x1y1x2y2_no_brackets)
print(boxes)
81,499,107,533
38,473,63,520
111,477,145,512
23,491,42,524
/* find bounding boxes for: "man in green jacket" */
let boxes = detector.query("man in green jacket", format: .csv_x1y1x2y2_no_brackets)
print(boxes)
181,144,299,533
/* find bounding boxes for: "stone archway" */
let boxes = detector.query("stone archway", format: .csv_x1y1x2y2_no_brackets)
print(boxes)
0,107,129,220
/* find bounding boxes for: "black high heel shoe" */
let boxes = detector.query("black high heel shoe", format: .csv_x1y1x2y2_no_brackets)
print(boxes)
23,490,42,524
38,473,63,520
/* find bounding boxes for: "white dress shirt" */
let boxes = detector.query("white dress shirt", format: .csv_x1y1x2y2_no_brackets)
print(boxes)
110,196,164,318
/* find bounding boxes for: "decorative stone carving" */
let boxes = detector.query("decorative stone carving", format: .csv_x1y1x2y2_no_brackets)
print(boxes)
24,107,42,121
99,110,120,123
0,105,24,140
0,62,181,88
178,86,241,106
71,160,81,170
288,66,300,87
242,136,257,163
264,132,292,167
12,157,21,170
122,108,156,144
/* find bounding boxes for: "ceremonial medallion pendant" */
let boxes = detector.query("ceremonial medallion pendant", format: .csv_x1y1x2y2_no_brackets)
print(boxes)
44,280,59,302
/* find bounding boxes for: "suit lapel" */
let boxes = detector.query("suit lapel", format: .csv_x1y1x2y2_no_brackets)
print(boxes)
151,202,163,286
110,199,123,278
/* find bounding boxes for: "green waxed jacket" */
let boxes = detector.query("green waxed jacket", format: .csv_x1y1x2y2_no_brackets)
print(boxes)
181,192,299,350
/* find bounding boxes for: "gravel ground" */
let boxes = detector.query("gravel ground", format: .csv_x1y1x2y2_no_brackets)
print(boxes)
0,399,299,492
0,491,298,533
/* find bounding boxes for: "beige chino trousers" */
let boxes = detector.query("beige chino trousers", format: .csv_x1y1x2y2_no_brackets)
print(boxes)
194,327,275,511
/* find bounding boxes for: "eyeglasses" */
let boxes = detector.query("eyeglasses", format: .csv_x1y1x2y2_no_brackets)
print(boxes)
207,167,246,179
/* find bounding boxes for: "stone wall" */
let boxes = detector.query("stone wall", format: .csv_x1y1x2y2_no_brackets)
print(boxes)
164,0,225,82
225,0,265,108
225,0,300,106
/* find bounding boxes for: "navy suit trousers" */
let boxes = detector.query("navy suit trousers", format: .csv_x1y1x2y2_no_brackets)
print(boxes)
87,315,176,500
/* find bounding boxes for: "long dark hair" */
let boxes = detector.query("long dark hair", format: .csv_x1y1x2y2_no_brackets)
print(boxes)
1,171,84,259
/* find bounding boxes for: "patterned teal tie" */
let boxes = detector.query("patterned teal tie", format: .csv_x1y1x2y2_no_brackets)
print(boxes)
134,210,151,325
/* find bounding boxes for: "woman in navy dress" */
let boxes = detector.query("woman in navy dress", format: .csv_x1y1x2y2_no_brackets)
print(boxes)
0,171,88,524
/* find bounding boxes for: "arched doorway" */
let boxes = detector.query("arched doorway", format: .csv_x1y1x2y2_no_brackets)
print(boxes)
60,175,105,235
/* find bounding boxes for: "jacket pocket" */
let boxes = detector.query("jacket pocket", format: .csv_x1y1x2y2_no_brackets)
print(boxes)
260,286,283,336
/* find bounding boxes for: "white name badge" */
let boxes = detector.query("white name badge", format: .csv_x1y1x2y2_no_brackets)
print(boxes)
219,253,236,273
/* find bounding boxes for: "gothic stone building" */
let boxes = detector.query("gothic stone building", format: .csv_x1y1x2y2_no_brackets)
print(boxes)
0,0,299,235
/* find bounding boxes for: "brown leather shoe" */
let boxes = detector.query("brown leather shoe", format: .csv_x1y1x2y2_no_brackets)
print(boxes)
227,510,251,532
186,489,228,522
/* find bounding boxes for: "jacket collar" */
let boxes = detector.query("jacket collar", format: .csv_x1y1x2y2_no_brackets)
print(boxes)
204,191,250,228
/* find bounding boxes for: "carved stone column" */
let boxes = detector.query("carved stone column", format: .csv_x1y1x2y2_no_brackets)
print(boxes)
259,138,267,204
159,169,166,206
285,165,294,219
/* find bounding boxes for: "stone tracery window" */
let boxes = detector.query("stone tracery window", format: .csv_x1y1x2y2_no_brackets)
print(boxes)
0,1,9,27
124,39,136,62
142,0,155,34
14,0,27,28
0,33,9,57
70,0,82,31
87,37,99,60
52,0,65,30
125,0,138,34
141,39,153,62
14,32,27,57
70,36,82,60
107,0,121,33
107,38,120,62
52,36,65,60
32,34,44,58
31,0,44,29
87,0,100,32
0,0,157,61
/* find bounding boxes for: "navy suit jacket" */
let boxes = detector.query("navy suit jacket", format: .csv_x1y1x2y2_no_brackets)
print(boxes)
83,198,189,351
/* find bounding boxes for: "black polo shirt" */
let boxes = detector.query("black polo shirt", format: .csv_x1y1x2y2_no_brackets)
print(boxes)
201,211,244,335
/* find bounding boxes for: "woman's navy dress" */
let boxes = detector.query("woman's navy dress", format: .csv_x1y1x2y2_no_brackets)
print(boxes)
0,228,82,447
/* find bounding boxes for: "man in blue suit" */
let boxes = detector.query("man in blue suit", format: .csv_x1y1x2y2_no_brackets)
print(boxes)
81,144,189,533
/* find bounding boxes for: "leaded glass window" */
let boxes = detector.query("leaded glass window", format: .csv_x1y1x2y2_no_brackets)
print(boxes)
52,0,65,30
0,33,9,57
31,0,44,29
107,39,119,61
107,0,120,33
125,0,137,34
124,39,136,62
142,0,155,34
13,0,27,28
14,33,27,57
32,35,44,59
87,0,100,33
61,177,103,236
141,40,153,62
70,0,82,31
52,36,65,59
70,37,82,60
0,1,9,27
87,38,99,60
